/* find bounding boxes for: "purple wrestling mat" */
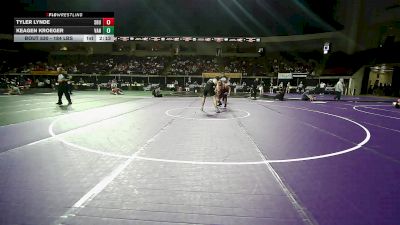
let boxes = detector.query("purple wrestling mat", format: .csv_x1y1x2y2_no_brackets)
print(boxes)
0,96,399,225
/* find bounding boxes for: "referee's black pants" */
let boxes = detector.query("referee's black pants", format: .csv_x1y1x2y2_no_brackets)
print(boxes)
252,87,257,99
334,91,341,100
58,83,72,104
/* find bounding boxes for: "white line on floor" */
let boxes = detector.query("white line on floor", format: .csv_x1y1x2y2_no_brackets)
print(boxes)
55,118,175,224
353,105,400,119
363,122,400,133
236,120,316,225
0,100,152,155
49,101,371,164
361,106,400,113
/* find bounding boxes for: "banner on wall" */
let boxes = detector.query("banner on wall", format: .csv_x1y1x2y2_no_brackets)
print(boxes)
31,71,59,76
202,72,242,78
292,73,308,78
278,73,293,79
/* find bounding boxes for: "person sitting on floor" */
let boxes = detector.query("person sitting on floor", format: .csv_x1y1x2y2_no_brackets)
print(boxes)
265,89,285,101
301,90,316,101
152,86,163,97
7,84,21,95
274,90,285,101
111,87,124,95
393,99,400,109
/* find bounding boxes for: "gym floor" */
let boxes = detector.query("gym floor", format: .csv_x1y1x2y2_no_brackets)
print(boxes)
0,91,399,225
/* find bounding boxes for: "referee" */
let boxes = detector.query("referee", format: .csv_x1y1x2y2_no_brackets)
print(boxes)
56,67,72,105
252,78,259,100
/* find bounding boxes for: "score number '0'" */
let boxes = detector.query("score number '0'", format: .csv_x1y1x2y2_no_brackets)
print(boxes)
94,18,115,26
105,20,112,25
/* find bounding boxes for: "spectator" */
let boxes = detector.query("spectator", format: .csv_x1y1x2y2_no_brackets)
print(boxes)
319,82,326,95
298,81,304,93
286,82,291,94
279,82,284,91
259,80,264,95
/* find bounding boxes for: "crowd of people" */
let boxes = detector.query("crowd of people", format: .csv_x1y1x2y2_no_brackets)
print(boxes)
167,56,219,75
275,61,314,73
0,76,36,95
4,55,315,76
110,56,166,75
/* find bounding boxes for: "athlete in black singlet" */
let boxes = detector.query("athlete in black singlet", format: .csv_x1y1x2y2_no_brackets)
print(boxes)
201,78,220,113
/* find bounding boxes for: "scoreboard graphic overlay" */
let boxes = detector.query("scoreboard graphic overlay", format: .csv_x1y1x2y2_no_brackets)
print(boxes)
14,12,114,42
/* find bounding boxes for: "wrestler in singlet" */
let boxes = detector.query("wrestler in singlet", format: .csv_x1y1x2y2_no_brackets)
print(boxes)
203,79,216,97
222,82,231,107
201,78,220,113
